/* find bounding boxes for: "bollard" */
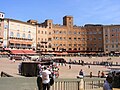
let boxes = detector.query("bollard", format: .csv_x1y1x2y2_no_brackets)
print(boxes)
80,78,84,90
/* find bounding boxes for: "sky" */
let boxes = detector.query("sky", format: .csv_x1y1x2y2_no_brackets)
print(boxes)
0,0,120,26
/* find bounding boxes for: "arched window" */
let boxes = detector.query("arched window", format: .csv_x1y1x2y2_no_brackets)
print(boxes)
28,34,31,39
17,33,20,38
10,32,14,37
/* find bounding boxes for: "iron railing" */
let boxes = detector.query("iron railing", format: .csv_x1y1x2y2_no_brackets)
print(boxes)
84,78,105,90
51,78,81,90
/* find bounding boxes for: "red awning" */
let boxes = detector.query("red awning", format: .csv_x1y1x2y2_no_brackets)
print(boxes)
10,50,24,54
10,49,36,54
22,50,36,54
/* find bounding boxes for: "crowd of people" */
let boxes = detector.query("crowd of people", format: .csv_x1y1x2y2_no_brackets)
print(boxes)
37,63,59,79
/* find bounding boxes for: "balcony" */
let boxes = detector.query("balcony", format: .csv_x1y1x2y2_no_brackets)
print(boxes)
9,37,32,41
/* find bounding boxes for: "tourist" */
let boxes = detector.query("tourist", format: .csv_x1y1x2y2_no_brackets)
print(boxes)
69,64,71,69
90,72,92,78
12,58,15,63
98,71,100,78
103,75,113,90
101,71,105,78
79,69,84,76
37,64,42,77
88,65,90,68
42,66,51,90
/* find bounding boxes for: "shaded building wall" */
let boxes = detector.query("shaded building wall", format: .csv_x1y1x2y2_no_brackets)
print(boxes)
103,25,120,53
84,25,104,52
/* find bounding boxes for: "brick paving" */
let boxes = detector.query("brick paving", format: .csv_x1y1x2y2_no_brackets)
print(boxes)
0,57,120,90
0,56,120,78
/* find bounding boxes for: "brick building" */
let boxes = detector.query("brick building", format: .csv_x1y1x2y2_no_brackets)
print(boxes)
0,11,120,55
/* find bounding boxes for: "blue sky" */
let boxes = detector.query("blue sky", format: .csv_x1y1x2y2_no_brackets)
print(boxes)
0,0,120,26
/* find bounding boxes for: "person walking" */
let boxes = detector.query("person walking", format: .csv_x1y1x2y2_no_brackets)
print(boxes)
42,66,51,90
90,72,92,78
98,71,100,78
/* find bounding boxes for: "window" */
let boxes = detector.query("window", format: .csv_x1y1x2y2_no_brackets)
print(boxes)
98,38,102,40
74,44,77,46
74,38,76,40
60,37,62,40
17,33,20,38
78,32,80,34
106,39,108,43
22,33,25,38
106,45,108,48
48,38,52,41
93,38,96,40
45,31,47,34
116,39,118,42
68,31,72,34
63,31,66,34
38,30,40,34
112,45,114,48
112,39,114,43
59,31,62,34
94,44,96,47
56,37,59,40
116,45,118,48
10,32,14,37
116,33,118,36
28,28,31,32
4,25,8,29
49,32,51,35
111,34,114,36
74,48,77,50
69,44,72,46
89,32,92,34
42,31,43,34
78,38,81,40
74,32,76,34
69,37,71,40
63,44,66,46
53,37,55,40
28,34,31,39
93,32,97,34
98,31,102,34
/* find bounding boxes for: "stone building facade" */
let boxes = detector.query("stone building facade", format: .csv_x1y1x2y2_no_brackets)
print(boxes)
103,25,120,54
0,12,5,50
3,18,36,50
0,11,120,54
